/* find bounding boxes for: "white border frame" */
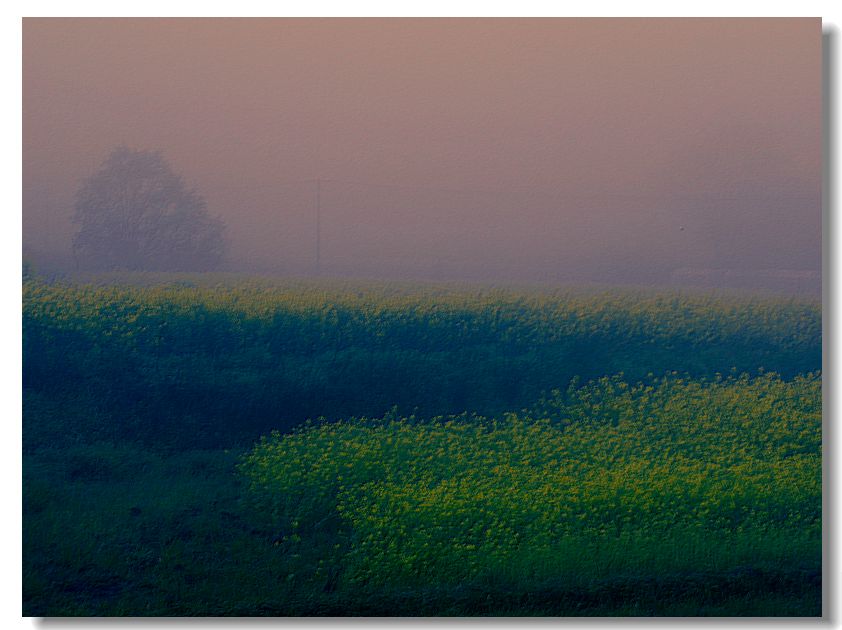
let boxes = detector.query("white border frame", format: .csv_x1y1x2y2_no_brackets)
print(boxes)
7,6,839,629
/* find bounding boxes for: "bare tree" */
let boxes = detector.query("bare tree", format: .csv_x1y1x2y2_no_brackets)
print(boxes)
72,147,227,271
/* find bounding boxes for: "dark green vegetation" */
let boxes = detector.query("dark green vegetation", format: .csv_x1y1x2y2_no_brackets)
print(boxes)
24,278,820,449
22,276,822,616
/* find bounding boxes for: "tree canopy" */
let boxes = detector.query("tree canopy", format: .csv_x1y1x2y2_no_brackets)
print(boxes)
72,147,227,271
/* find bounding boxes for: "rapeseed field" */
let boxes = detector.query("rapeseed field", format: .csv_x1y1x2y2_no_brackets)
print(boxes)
23,276,822,615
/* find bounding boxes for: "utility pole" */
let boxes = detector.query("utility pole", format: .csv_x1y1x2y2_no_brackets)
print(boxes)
315,178,321,275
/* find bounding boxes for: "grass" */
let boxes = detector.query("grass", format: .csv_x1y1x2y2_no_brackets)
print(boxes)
21,442,821,616
23,279,820,448
22,276,822,616
23,375,821,616
239,375,820,606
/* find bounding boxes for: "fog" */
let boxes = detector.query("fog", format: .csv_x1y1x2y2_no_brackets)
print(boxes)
23,18,821,292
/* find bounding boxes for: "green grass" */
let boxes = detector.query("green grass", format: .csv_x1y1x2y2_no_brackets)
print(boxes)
23,279,820,448
24,445,276,616
22,442,821,616
22,277,822,616
240,374,820,604
24,374,821,616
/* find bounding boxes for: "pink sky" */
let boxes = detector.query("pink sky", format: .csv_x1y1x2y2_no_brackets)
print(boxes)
23,18,821,287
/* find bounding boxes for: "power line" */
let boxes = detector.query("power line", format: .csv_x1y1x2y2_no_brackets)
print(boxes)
210,175,817,202
213,178,316,191
314,178,819,201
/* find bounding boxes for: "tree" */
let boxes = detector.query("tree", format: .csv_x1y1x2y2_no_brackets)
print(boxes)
72,147,227,271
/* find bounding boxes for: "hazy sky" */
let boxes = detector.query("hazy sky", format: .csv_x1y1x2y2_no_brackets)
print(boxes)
22,18,821,287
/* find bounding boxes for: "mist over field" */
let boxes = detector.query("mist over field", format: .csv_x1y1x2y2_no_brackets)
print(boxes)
23,18,821,293
22,18,824,617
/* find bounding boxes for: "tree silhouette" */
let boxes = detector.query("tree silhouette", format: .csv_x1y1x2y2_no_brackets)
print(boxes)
72,147,227,271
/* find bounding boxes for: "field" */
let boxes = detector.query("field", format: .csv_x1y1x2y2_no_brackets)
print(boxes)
22,275,822,616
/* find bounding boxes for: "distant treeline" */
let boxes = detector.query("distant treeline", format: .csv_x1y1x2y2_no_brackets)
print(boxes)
23,279,821,449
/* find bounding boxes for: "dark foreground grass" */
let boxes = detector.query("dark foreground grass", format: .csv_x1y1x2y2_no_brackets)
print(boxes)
23,428,821,615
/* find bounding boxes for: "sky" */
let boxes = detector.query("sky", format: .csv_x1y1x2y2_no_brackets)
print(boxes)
22,18,821,290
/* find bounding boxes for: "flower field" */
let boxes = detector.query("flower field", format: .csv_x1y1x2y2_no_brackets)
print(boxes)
23,277,820,448
240,374,821,594
22,275,822,615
